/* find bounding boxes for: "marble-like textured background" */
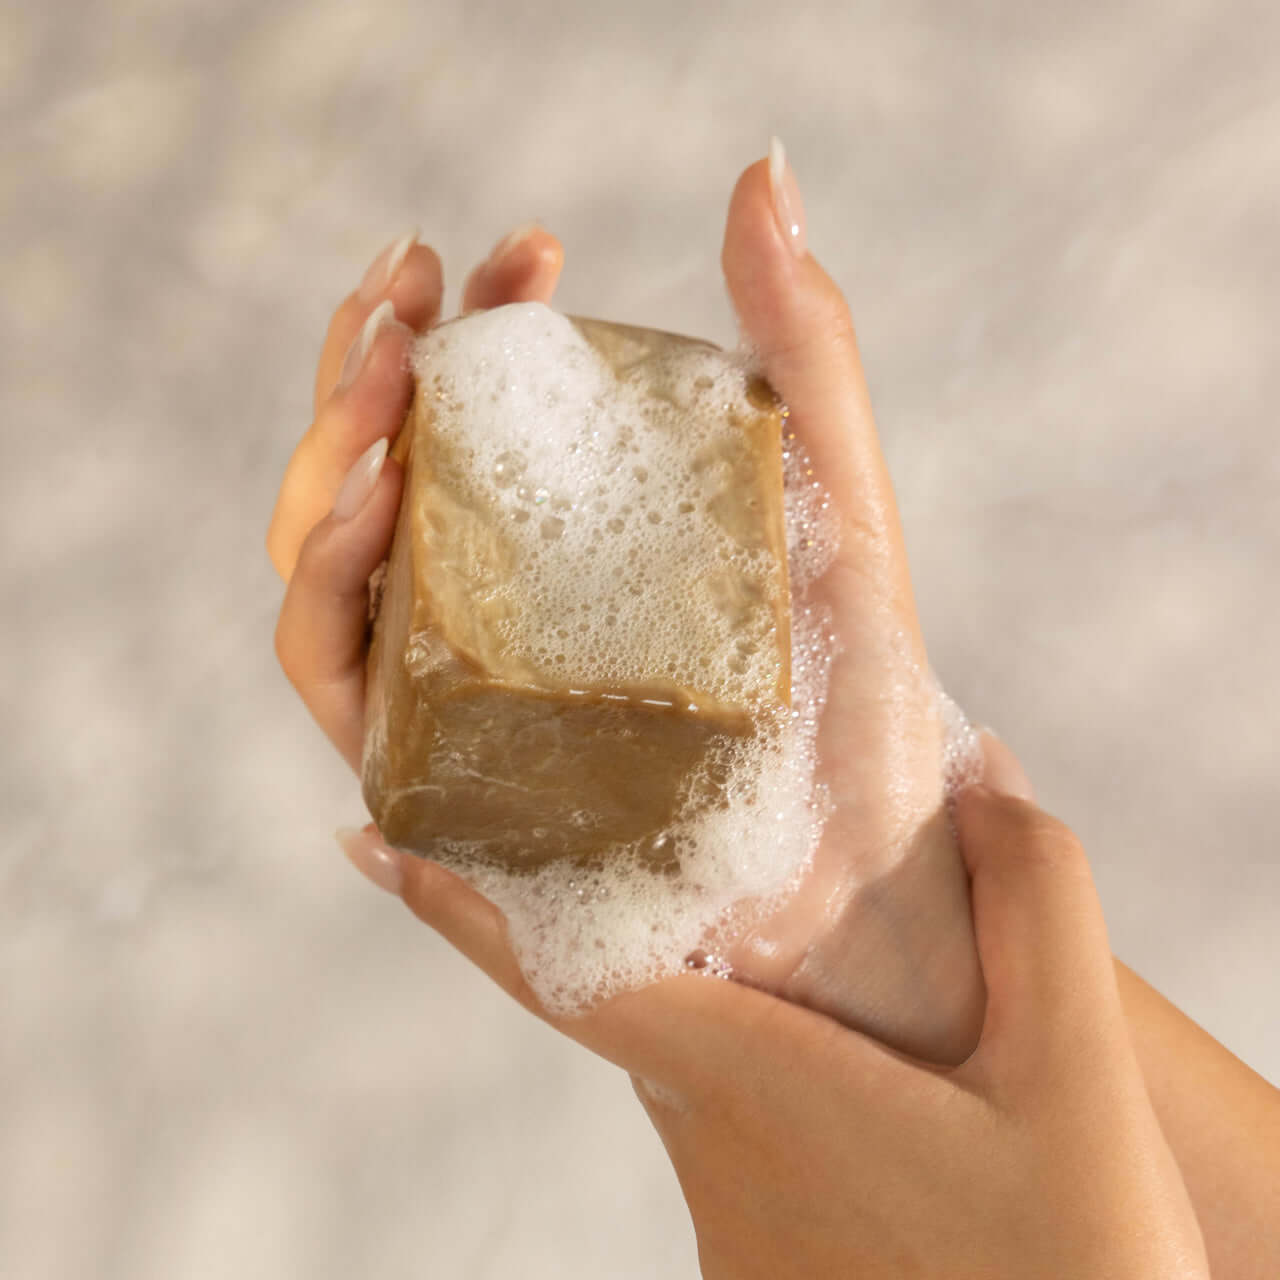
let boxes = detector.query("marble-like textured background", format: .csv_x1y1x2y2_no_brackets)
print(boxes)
4,1,1277,1276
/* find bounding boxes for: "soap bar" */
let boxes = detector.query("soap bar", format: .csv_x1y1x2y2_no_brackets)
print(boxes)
362,304,790,869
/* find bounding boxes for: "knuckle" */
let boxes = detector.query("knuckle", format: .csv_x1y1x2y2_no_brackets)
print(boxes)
810,286,858,346
967,789,1087,872
797,272,859,344
1007,806,1083,870
761,293,858,368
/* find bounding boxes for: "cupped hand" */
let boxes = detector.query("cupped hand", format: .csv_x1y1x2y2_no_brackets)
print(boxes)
269,146,987,1064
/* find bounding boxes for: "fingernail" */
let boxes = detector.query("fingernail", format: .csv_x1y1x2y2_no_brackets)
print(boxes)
332,437,388,520
338,299,396,392
487,222,541,271
767,136,807,259
336,826,404,895
358,228,418,303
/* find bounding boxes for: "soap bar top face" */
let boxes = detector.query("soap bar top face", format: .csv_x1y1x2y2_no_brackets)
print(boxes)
362,303,790,869
409,305,789,710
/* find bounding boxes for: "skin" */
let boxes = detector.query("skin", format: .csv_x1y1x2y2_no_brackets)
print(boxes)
269,158,1280,1275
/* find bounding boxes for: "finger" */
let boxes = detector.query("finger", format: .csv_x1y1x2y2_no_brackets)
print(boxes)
269,230,562,584
337,822,544,1005
977,728,1036,801
315,235,445,413
721,141,909,596
274,441,402,771
348,824,924,1113
460,224,565,315
950,786,1125,1086
268,303,415,581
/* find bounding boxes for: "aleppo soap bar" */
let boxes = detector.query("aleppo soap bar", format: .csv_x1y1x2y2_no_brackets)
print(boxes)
362,303,790,869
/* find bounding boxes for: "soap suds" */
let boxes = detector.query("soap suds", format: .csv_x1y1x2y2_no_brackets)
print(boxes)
393,303,977,1016
413,306,785,707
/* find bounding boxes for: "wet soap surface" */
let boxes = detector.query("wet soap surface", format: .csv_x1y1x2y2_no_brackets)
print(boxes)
363,304,790,869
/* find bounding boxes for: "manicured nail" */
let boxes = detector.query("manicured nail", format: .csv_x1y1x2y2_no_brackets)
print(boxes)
767,136,807,259
338,299,396,392
487,222,541,271
336,826,404,895
358,228,418,303
332,437,388,520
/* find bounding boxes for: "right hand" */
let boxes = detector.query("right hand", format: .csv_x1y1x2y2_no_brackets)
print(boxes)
629,785,1209,1279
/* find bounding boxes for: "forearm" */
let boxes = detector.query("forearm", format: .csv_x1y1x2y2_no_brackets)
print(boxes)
1116,959,1280,1279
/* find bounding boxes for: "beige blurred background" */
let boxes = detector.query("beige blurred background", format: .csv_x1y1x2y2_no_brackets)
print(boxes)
4,1,1277,1276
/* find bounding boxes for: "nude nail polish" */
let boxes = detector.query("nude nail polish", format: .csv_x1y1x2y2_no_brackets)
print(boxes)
767,136,807,259
488,222,541,269
337,299,396,392
332,437,388,520
358,228,419,302
336,826,404,894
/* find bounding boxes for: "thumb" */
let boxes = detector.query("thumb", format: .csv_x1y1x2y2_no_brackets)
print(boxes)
951,786,1124,1080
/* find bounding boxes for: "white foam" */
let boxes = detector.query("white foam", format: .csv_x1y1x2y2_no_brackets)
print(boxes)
414,305,785,706
403,304,978,1016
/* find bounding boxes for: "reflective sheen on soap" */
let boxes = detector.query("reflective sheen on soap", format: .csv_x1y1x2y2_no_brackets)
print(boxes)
362,304,791,870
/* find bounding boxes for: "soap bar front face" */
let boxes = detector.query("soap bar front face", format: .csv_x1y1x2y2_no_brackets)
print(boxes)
362,303,790,869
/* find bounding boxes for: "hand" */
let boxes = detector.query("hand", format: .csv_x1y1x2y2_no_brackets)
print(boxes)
269,147,985,1063
267,163,1271,1279
634,784,1209,1279
267,224,567,772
